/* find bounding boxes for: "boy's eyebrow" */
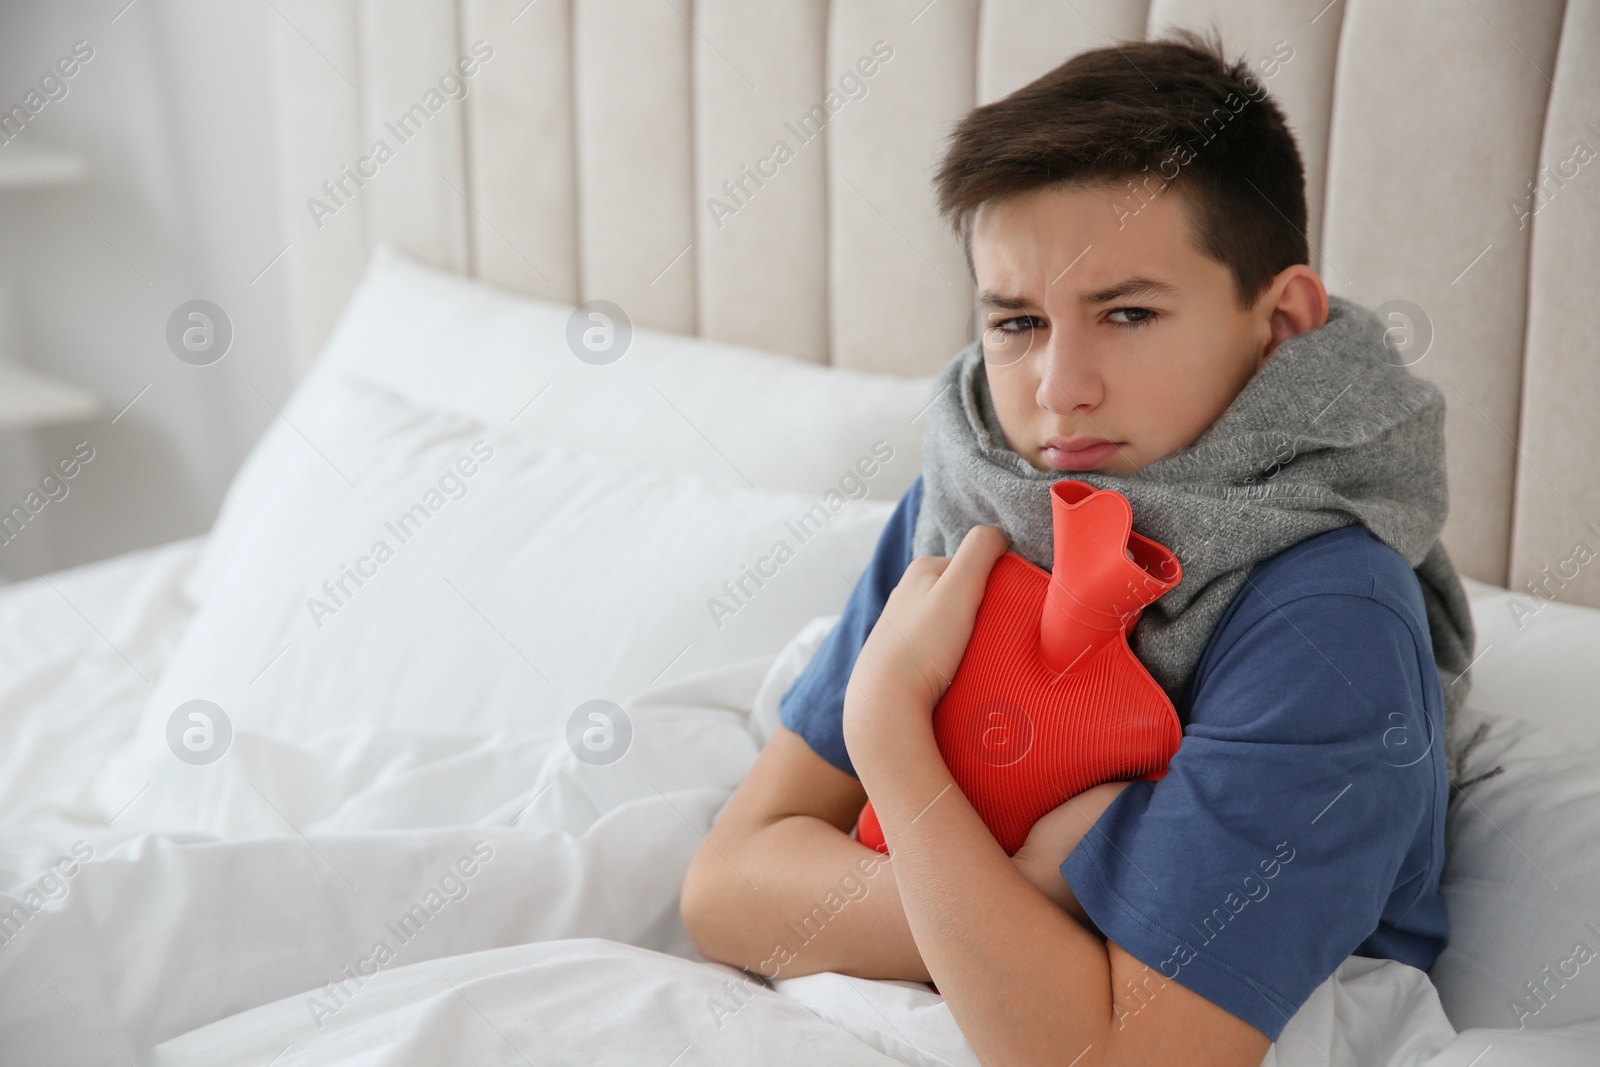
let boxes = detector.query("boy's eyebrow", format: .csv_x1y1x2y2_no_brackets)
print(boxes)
977,290,1036,311
977,276,1179,312
1077,276,1179,306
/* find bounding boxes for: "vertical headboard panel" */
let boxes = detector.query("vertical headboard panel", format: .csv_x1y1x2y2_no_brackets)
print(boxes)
462,0,581,305
271,0,368,379
693,0,831,363
357,0,471,276
1510,0,1600,608
573,0,697,335
1320,0,1565,586
825,0,978,375
1146,0,1343,257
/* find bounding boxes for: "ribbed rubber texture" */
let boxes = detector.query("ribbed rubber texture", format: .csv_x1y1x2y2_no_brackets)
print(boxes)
857,482,1182,856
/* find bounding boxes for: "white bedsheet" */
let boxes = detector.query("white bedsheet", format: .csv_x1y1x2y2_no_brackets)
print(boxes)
3,541,1599,1066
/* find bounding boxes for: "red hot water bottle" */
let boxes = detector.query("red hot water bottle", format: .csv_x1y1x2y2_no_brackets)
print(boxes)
856,480,1183,857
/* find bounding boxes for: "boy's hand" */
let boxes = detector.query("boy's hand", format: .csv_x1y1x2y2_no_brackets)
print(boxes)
1011,780,1135,916
843,524,1011,741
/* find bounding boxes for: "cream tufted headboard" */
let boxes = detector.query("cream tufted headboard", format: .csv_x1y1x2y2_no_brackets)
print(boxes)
270,0,1600,607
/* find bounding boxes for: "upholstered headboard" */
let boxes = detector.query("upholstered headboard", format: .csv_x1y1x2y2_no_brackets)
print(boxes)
269,0,1600,606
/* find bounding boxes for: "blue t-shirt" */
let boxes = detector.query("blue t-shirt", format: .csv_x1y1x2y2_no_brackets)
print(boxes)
778,474,1449,1042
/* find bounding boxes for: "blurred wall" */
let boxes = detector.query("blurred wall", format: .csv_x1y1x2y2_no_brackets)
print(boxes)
0,0,291,582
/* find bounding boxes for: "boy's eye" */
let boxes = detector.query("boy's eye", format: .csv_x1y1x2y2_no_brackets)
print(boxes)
1106,307,1156,329
992,315,1045,333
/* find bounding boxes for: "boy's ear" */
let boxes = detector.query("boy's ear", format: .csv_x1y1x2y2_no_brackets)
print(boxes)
1256,267,1329,368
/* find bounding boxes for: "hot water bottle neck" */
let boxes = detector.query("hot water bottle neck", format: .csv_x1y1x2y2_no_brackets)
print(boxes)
856,480,1183,856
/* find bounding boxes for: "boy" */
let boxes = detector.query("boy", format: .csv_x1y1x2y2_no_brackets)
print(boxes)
681,30,1473,1066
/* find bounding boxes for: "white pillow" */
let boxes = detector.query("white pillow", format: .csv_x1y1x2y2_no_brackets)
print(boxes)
97,376,903,827
1429,580,1600,1032
1429,705,1600,1032
1460,576,1600,746
186,246,933,601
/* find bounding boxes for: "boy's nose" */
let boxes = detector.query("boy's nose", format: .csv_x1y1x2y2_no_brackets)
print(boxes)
1034,334,1104,414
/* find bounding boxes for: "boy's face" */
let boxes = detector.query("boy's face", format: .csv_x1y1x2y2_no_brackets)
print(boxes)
970,183,1321,476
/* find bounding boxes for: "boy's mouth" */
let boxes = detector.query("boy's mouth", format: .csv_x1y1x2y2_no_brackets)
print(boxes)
1040,436,1120,471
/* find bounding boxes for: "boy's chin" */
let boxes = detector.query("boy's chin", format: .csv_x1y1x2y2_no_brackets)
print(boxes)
1024,454,1119,477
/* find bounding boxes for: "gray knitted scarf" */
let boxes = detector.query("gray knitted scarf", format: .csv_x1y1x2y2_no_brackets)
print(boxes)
913,294,1491,791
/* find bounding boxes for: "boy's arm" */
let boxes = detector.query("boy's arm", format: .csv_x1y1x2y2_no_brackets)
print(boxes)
680,724,930,981
845,528,1272,1067
852,691,1269,1067
681,724,1133,981
1011,778,1135,932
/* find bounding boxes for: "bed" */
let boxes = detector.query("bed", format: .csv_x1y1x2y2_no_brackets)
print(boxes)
4,0,1600,1063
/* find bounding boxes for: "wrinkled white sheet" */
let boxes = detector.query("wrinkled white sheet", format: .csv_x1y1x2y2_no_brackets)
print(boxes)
2,541,1598,1066
143,942,1600,1067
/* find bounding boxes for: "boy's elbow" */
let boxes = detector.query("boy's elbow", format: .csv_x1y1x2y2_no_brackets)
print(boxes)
679,837,737,964
679,846,712,947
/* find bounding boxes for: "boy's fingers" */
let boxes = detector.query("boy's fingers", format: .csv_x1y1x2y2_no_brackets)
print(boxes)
903,555,952,587
941,524,1010,601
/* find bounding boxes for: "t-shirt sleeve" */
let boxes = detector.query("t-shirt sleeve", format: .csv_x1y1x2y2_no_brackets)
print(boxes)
1059,588,1442,1042
778,475,923,778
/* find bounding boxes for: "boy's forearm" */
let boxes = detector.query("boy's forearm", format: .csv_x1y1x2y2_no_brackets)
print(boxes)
849,700,1118,1066
683,813,931,983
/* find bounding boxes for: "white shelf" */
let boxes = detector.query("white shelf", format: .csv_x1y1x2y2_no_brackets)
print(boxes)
0,142,86,189
0,145,95,433
0,363,101,429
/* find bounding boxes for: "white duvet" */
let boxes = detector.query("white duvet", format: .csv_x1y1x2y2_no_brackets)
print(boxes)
3,540,1599,1066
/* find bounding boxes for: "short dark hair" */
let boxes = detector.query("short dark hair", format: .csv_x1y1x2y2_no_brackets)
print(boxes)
934,29,1308,311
